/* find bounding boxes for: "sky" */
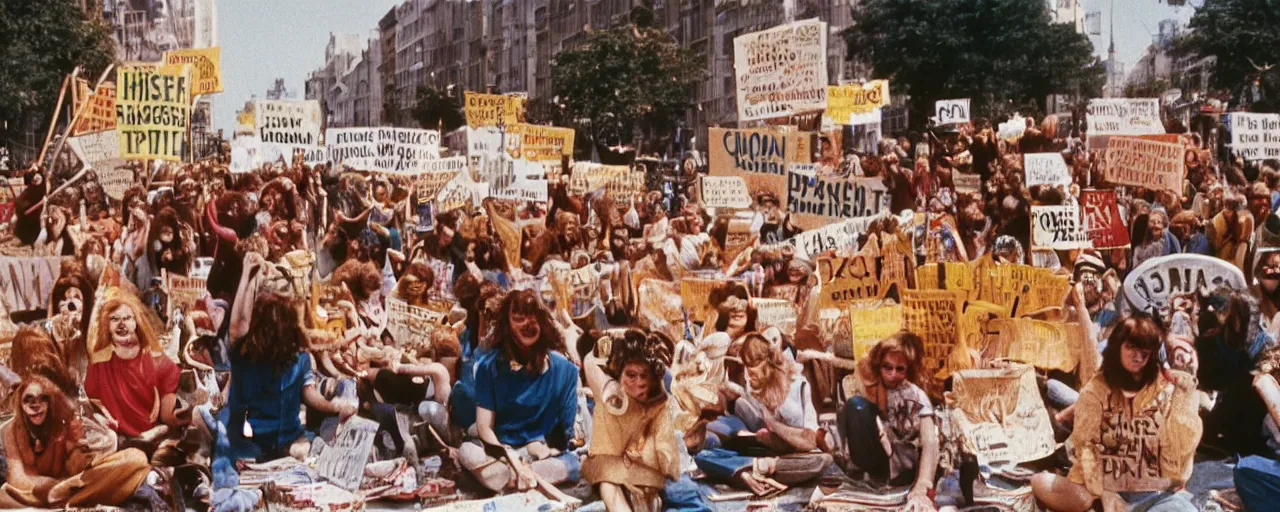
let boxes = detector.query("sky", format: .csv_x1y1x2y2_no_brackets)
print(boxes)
213,0,1202,133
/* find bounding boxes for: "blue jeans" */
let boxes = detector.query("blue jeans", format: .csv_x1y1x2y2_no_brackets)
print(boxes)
1236,455,1280,511
661,474,713,511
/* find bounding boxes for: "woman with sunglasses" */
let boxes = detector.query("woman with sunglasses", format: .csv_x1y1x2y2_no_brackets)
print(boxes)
840,331,939,511
1031,315,1200,512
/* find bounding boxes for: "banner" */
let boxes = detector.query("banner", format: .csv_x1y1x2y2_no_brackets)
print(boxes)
506,123,574,161
569,162,641,200
67,131,123,171
786,164,887,219
699,176,752,209
950,366,1056,467
849,305,903,360
464,92,525,128
385,297,448,346
72,83,116,136
1023,153,1071,187
115,63,191,161
826,80,890,125
1087,98,1162,138
413,158,466,202
935,99,971,125
1229,113,1280,161
1103,136,1185,194
1079,189,1130,249
733,19,828,121
1031,205,1092,250
326,127,442,175
254,100,323,155
163,47,222,96
1123,254,1247,313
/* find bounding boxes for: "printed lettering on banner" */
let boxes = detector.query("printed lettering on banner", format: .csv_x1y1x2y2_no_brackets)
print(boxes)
699,176,752,209
935,99,971,125
326,127,443,175
315,416,379,491
163,47,222,96
1123,253,1247,314
0,256,62,313
825,80,890,125
464,92,525,128
385,297,447,347
950,366,1056,467
1031,205,1093,250
505,123,574,161
902,289,964,396
849,305,903,360
1079,189,1130,249
786,164,887,219
733,19,828,121
1229,113,1280,161
1103,136,1186,194
72,82,117,136
116,63,191,161
1023,153,1072,187
254,100,322,155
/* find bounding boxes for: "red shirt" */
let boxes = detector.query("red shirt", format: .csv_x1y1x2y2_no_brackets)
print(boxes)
85,353,180,437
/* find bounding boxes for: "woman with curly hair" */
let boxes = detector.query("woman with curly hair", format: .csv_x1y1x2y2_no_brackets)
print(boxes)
582,329,680,511
458,289,581,504
392,261,434,308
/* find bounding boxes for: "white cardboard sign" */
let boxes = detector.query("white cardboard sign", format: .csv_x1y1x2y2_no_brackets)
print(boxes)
700,176,753,209
935,99,971,125
1031,205,1092,251
1023,153,1072,187
1123,254,1247,313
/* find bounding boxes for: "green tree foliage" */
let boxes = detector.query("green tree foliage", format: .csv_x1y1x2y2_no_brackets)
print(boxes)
1176,0,1280,112
0,0,115,141
551,19,706,155
844,0,1104,128
412,85,464,132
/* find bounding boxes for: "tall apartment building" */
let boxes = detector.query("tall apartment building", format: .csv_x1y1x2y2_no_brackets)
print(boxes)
304,33,364,125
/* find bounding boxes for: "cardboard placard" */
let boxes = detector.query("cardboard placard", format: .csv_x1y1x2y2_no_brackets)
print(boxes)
72,82,116,136
722,217,755,265
1123,253,1248,313
752,298,799,335
163,47,222,96
680,278,726,323
989,318,1077,372
483,156,548,203
97,167,134,201
116,63,191,161
505,123,574,161
467,126,504,159
825,80,890,125
326,127,442,175
974,260,1070,315
414,164,464,203
1103,136,1186,194
568,162,641,199
849,305,903,360
315,416,379,491
950,366,1056,467
464,92,526,128
636,278,684,343
818,253,881,307
997,115,1027,141
733,19,828,121
1229,113,1280,161
67,131,123,171
953,173,981,195
786,164,887,219
902,289,964,393
1079,189,1130,249
0,256,62,313
385,297,447,346
1023,153,1071,187
165,274,208,320
254,100,323,155
935,99,971,125
1031,205,1093,250
1087,98,1162,138
700,176,753,209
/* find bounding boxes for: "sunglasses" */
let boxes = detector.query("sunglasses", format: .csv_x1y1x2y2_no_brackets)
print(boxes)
880,363,908,374
21,394,50,406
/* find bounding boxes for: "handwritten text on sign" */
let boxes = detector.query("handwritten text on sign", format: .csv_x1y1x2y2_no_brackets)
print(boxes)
1087,98,1162,137
786,164,887,219
700,176,753,209
506,123,574,161
254,100,322,154
1103,136,1185,194
116,64,190,161
1023,153,1071,187
826,80,890,125
163,47,222,96
1080,189,1130,249
1031,205,1092,250
72,83,116,136
315,416,379,491
935,99,971,125
385,297,447,346
326,127,442,175
733,19,828,121
903,289,964,395
1229,113,1280,161
1123,253,1247,313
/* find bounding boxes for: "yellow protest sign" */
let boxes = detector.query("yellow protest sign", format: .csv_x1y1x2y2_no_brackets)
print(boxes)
72,81,117,136
465,92,525,128
116,63,191,161
849,305,903,360
164,47,222,96
915,261,977,300
680,278,725,323
825,80,890,125
989,318,1078,372
903,289,964,396
973,258,1070,315
507,123,574,161
958,300,1008,355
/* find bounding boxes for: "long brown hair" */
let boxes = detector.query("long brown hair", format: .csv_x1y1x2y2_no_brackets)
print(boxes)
9,327,74,395
11,375,76,449
1101,314,1164,391
482,289,565,376
739,333,794,411
858,331,925,388
91,293,162,363
239,293,308,373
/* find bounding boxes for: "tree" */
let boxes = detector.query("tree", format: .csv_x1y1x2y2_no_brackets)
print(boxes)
1175,0,1280,112
411,85,464,132
551,10,706,157
0,0,115,144
844,0,1104,129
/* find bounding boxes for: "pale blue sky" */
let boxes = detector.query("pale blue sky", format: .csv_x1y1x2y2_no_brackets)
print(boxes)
213,0,1201,133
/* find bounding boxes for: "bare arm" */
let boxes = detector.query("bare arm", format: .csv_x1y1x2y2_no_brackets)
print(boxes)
302,384,356,419
761,413,817,452
228,253,264,343
159,393,190,427
582,351,610,402
911,415,940,497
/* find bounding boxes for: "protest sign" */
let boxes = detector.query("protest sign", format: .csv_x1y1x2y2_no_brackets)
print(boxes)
1123,254,1247,313
825,80,890,125
97,167,133,201
680,278,725,323
1097,392,1174,491
505,123,574,161
1079,189,1130,249
989,318,1077,372
165,273,208,321
699,176,752,209
72,82,116,136
709,126,808,189
163,47,222,96
997,115,1027,141
326,127,442,175
435,178,475,213
953,173,981,195
1087,98,1162,138
848,108,882,127
916,261,978,300
1103,136,1185,194
935,99,971,125
1229,113,1280,161
254,100,323,156
385,297,447,346
1023,153,1071,187
1031,205,1092,250
786,164,887,219
483,156,548,202
722,217,755,265
950,366,1056,468
229,136,259,174
903,289,964,395
116,63,191,161
257,142,329,167
315,416,379,491
849,305,903,360
733,19,828,121
974,259,1070,315
0,256,62,313
818,254,881,308
414,159,465,202
467,126,503,160
568,162,641,200
67,130,123,171
464,92,525,128
752,298,799,335
636,279,684,342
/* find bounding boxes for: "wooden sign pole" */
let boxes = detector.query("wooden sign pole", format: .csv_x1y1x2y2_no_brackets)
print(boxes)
37,70,76,167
